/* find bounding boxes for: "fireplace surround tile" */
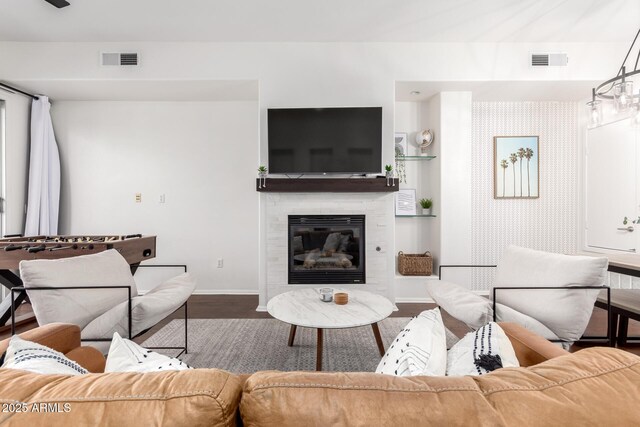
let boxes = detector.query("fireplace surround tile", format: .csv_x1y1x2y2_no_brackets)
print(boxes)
261,192,395,304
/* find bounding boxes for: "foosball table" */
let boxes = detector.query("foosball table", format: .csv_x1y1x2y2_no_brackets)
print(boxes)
0,234,156,326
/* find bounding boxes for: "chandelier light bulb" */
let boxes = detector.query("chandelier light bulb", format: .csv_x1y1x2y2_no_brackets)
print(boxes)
614,81,634,113
586,97,602,127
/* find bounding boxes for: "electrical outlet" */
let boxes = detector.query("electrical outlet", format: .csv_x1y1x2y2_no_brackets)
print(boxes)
217,258,224,268
159,194,166,204
135,193,142,203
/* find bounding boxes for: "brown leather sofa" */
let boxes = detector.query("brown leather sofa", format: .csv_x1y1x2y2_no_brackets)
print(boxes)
1,323,639,426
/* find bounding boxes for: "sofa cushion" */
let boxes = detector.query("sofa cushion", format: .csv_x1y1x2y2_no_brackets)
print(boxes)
19,250,138,329
0,368,242,427
375,308,447,376
241,348,640,427
494,246,608,342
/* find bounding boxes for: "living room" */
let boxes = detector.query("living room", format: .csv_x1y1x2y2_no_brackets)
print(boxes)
0,1,639,425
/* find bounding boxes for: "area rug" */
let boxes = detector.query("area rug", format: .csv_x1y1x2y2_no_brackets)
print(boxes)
142,318,459,373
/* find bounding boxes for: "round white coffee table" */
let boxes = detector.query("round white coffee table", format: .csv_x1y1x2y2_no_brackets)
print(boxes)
267,288,394,371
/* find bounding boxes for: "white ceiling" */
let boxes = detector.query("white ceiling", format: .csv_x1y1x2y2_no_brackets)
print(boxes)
0,0,638,43
395,81,601,102
1,80,259,101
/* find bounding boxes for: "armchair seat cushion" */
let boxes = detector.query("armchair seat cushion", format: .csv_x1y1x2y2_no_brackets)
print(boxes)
82,273,196,340
426,280,560,343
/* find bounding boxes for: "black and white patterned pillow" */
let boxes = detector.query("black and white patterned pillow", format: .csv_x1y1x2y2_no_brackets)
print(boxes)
0,335,88,375
105,332,192,373
446,322,519,376
375,308,447,376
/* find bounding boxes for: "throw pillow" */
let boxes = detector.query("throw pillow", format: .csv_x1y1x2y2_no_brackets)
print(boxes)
19,249,138,329
426,280,492,330
376,308,447,376
446,322,519,376
0,335,88,375
105,332,192,373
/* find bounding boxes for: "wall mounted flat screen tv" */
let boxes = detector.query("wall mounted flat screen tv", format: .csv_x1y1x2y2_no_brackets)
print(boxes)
267,107,382,174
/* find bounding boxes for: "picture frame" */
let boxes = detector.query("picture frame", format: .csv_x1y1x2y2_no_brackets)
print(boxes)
395,188,417,215
394,132,408,156
493,136,539,199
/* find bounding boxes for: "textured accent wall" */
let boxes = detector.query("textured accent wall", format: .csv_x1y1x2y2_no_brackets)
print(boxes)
471,102,580,290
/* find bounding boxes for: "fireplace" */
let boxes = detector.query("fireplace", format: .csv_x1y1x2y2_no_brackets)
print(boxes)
288,215,365,284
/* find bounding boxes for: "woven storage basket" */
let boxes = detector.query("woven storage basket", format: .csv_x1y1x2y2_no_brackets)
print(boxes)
397,251,433,276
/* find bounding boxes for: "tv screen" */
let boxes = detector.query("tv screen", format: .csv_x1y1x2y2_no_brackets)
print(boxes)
267,107,382,174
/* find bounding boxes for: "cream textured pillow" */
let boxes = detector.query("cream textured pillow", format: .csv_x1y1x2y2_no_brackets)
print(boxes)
0,335,87,375
19,249,137,329
105,332,192,373
446,322,519,376
426,280,492,330
376,308,447,376
494,245,608,342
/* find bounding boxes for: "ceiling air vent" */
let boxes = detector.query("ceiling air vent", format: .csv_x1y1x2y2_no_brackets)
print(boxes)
530,53,568,67
101,52,139,66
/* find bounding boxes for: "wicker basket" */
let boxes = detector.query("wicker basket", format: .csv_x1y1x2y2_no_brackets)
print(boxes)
397,251,433,276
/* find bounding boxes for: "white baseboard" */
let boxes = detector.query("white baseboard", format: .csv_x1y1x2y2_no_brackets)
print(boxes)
394,297,435,304
395,290,488,304
192,289,259,295
256,305,268,312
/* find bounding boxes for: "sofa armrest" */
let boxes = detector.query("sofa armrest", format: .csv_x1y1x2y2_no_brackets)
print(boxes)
499,322,568,366
65,347,106,373
0,323,81,356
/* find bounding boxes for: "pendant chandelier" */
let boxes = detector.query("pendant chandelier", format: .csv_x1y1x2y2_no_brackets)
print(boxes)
587,28,640,127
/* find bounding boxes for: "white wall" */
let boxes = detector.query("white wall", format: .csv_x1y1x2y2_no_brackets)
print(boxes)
471,101,580,289
0,41,623,300
438,93,474,286
51,101,259,293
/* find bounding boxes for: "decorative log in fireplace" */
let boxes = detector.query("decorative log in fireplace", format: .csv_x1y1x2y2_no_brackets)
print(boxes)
288,215,365,284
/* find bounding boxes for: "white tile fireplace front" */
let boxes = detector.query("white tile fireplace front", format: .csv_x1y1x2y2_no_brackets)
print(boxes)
258,192,396,310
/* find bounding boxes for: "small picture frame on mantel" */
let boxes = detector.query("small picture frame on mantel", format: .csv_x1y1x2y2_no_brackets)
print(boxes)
395,188,417,216
394,133,408,157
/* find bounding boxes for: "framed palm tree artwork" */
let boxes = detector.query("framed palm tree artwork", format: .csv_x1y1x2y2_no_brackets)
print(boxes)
493,136,539,199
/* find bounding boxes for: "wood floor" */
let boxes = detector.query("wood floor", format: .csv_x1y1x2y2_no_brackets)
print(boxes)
3,295,638,355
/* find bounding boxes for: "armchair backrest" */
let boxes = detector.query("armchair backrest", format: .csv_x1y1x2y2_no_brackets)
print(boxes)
19,249,137,329
493,245,608,342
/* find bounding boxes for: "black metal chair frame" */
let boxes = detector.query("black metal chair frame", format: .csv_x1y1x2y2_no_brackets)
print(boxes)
10,264,189,357
438,264,614,347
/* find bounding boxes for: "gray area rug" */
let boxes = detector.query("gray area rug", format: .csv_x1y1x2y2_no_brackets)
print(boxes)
142,318,459,373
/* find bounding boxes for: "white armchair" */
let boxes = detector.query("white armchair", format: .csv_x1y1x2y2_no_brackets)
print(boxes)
426,246,610,347
13,249,195,354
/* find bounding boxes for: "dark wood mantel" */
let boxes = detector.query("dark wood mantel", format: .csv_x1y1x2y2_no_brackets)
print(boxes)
256,178,400,193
